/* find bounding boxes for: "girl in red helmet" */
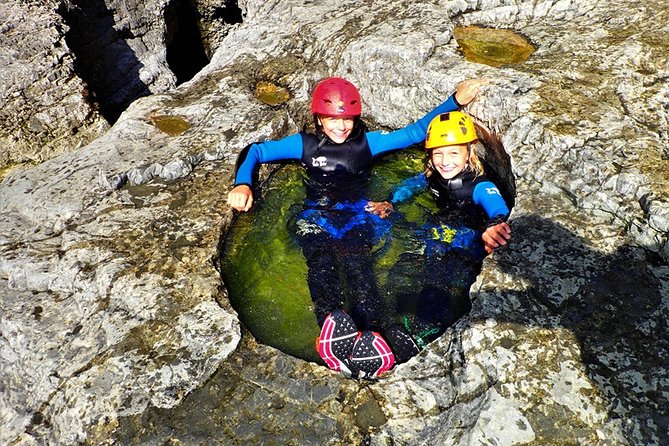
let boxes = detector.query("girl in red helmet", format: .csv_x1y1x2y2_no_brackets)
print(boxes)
227,77,485,379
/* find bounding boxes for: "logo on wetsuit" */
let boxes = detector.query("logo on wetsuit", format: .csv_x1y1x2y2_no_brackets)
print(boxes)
312,156,328,167
486,187,501,196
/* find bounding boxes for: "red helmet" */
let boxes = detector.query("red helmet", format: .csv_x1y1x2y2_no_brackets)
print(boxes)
310,77,362,116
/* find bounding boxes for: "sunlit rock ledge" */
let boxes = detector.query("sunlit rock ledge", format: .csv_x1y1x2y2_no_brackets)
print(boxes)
1,0,667,444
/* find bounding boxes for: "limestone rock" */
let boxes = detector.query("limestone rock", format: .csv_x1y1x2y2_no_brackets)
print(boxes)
0,0,107,168
0,0,193,170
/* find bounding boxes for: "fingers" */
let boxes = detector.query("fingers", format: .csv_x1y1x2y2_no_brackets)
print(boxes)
497,222,512,241
243,194,253,212
481,231,497,248
365,201,394,218
455,78,489,106
489,230,509,247
227,192,251,212
226,193,243,211
382,204,393,219
482,223,511,252
462,78,489,90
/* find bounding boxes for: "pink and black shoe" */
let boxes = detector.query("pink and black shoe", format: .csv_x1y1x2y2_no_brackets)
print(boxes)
316,310,359,377
350,331,396,379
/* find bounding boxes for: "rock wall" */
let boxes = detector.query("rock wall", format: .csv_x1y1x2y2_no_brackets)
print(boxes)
1,0,668,445
0,0,215,169
0,0,107,168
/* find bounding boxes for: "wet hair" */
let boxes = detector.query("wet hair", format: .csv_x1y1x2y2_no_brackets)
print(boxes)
425,142,485,178
313,114,324,131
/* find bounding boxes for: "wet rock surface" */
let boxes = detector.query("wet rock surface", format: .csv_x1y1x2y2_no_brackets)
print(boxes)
1,0,668,445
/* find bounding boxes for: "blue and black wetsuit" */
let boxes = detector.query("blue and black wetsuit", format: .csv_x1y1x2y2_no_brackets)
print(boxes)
392,168,509,254
388,168,510,346
233,94,463,329
392,168,509,228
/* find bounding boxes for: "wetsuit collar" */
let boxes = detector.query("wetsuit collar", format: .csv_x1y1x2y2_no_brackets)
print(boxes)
433,168,475,190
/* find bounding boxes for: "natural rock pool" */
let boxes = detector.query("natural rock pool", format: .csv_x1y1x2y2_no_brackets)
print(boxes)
4,0,668,443
454,26,535,67
220,146,513,364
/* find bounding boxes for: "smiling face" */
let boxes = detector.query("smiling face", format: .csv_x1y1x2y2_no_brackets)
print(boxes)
317,115,355,143
430,144,470,180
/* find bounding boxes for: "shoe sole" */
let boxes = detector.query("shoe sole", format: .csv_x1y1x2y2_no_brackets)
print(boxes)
350,331,395,379
317,310,358,376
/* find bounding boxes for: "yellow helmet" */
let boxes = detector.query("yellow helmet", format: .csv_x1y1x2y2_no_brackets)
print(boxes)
425,111,477,149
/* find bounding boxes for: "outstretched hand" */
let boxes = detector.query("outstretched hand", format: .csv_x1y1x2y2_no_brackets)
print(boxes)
227,184,253,212
455,78,488,106
365,201,394,219
482,221,511,254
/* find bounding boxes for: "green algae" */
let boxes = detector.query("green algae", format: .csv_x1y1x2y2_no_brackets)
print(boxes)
149,114,191,136
221,166,318,360
454,26,535,67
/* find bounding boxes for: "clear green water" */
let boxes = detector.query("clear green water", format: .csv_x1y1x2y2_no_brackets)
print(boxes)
454,26,535,67
220,148,484,362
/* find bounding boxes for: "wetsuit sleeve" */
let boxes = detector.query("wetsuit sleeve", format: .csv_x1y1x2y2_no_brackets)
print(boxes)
472,181,510,220
390,173,428,204
366,93,461,156
233,133,303,186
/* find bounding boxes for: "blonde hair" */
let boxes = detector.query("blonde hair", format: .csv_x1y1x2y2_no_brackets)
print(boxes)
425,142,485,178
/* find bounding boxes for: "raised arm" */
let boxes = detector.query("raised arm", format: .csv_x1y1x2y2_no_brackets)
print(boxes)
367,78,487,157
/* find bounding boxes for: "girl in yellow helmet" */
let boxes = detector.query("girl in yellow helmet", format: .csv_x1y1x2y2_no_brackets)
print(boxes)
384,110,511,253
368,111,511,357
423,111,511,252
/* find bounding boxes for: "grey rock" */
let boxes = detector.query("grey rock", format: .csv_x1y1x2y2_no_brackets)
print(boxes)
0,0,192,169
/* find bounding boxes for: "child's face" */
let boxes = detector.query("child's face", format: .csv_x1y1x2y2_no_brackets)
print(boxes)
430,144,469,180
318,115,355,143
